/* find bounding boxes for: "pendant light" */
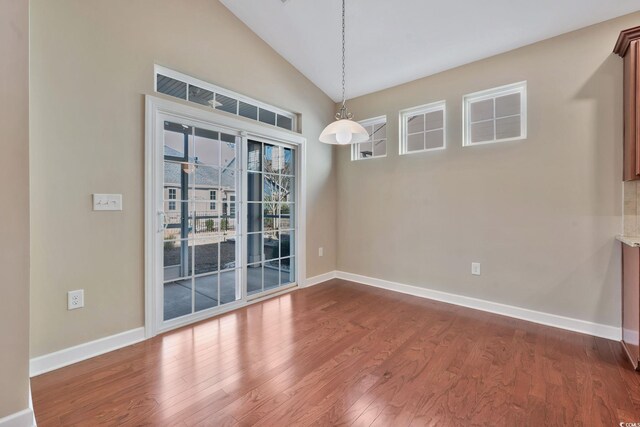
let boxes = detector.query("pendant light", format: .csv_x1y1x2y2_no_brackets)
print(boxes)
319,0,369,145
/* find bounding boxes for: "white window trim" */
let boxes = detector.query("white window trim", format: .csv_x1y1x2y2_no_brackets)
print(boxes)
399,100,447,155
351,115,387,161
462,81,527,147
154,65,298,132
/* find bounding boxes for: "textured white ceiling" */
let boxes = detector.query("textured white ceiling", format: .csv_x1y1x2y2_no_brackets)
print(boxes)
220,0,640,102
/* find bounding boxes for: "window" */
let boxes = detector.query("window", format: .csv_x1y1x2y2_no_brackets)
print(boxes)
155,65,298,132
463,81,527,146
399,101,446,155
229,195,236,217
168,188,176,210
352,116,387,160
209,190,216,210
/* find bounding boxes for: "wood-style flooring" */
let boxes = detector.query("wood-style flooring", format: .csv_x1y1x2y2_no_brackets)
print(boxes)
31,279,640,426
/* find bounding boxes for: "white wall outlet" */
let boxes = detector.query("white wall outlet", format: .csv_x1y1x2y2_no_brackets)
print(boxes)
471,262,481,276
318,247,324,257
93,194,123,211
68,289,84,310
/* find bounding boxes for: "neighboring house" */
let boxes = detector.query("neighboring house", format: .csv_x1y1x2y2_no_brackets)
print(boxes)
163,146,237,240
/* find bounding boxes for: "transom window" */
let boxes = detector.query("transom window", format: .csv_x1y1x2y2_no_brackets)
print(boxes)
352,116,387,160
463,81,527,146
400,101,446,155
155,65,298,132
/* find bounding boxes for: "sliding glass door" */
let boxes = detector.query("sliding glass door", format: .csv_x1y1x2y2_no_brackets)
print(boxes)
153,110,299,331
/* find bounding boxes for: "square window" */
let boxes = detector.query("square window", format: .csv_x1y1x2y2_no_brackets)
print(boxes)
400,101,446,154
351,116,387,161
463,81,526,146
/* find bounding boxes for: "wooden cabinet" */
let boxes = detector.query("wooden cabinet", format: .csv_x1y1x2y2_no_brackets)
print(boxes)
615,26,640,181
622,243,640,370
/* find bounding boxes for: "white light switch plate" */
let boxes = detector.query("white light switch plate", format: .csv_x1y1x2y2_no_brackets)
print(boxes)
471,262,481,276
93,194,122,211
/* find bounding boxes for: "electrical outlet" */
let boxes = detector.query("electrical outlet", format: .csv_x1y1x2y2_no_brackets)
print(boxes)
471,262,481,276
68,290,84,310
319,247,324,257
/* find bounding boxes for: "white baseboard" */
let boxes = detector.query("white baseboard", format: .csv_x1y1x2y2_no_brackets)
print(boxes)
304,270,337,287
29,327,145,377
0,409,34,427
332,271,621,341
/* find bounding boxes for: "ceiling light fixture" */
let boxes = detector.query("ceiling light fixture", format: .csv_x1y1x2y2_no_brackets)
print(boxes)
319,0,369,145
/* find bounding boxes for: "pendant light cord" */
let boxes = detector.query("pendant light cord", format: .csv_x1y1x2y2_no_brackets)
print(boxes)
341,0,346,107
336,0,353,120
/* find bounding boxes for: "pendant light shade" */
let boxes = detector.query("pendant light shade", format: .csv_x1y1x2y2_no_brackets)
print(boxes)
320,0,368,145
320,119,369,145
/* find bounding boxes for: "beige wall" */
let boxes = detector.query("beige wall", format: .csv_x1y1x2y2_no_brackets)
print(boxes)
337,13,638,327
30,0,337,357
0,0,30,418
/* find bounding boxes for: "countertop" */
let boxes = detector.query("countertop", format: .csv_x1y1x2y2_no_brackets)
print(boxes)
617,235,640,247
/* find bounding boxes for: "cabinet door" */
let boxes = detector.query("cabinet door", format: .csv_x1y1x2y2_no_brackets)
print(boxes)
624,41,640,180
622,244,640,369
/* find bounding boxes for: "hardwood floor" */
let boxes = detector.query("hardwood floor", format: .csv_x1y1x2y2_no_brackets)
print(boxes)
32,279,640,426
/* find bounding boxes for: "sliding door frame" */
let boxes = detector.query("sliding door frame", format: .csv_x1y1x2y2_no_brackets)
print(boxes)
144,95,307,339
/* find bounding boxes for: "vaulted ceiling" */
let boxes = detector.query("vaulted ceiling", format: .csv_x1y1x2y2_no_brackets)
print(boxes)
220,0,640,102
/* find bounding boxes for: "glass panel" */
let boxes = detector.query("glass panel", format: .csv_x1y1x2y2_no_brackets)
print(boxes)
164,162,194,200
470,99,494,122
248,202,262,233
425,129,444,150
496,115,521,139
264,232,279,261
248,172,262,202
263,174,278,200
495,93,520,118
407,114,424,134
220,137,236,171
372,122,386,140
157,75,186,100
247,263,263,295
425,110,444,131
277,114,293,130
194,240,218,275
216,93,238,114
192,201,219,236
259,109,277,126
373,140,386,157
280,230,293,258
471,120,495,143
247,233,262,264
282,147,294,175
195,274,218,312
239,102,258,120
264,260,280,290
248,140,262,171
194,128,220,166
264,203,278,232
220,239,236,270
407,133,424,152
264,144,285,173
220,270,238,305
188,85,214,108
163,239,192,279
280,203,294,229
220,205,236,234
279,176,294,203
163,278,192,320
164,122,193,159
359,141,373,159
194,165,220,196
280,257,294,285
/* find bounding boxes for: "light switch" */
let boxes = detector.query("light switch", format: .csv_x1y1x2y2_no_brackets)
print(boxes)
93,194,123,211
